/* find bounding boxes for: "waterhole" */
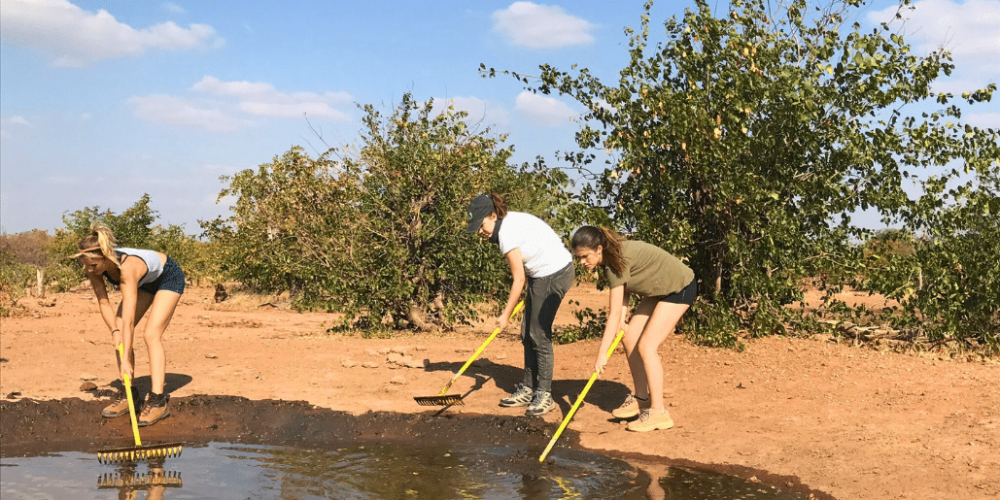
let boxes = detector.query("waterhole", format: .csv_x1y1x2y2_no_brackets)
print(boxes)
0,397,814,499
2,443,806,500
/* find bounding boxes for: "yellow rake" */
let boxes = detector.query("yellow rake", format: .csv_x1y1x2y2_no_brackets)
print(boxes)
96,344,183,464
414,300,525,406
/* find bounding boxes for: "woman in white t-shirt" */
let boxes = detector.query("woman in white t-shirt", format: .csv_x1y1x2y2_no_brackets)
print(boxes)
466,193,574,416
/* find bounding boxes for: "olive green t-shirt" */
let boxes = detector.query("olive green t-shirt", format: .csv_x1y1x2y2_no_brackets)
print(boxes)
604,240,695,297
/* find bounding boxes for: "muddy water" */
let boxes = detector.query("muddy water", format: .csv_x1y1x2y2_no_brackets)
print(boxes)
2,443,804,500
0,397,817,499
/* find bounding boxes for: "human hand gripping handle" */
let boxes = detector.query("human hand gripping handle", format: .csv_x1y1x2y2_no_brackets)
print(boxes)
117,343,142,447
595,353,608,375
539,327,627,462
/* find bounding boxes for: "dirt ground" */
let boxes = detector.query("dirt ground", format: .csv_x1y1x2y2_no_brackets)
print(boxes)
1,283,998,500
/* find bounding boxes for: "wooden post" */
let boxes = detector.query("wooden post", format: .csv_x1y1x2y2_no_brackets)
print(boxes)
36,268,45,298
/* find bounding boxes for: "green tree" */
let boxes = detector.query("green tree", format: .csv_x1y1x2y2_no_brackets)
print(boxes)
206,94,576,331
484,0,999,345
879,169,1000,352
53,193,159,255
53,194,214,285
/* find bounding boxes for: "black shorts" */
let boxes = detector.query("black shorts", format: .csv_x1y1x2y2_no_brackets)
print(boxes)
657,278,697,306
139,257,186,295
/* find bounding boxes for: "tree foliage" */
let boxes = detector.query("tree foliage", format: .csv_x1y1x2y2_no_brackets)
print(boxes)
204,94,575,331
53,194,218,285
485,0,999,347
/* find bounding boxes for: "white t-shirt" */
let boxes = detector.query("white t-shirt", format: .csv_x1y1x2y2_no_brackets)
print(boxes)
497,211,572,278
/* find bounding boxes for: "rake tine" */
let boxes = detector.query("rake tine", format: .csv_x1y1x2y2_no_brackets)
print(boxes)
97,472,183,489
413,394,465,406
97,443,184,464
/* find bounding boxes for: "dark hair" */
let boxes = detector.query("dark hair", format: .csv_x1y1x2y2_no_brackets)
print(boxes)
571,226,626,276
489,192,508,218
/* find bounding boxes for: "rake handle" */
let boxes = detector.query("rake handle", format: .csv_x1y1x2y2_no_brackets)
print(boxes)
118,343,142,447
437,300,525,396
539,327,627,462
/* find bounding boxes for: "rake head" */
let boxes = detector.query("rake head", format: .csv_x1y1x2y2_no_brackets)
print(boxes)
413,394,465,406
97,471,183,489
97,443,183,464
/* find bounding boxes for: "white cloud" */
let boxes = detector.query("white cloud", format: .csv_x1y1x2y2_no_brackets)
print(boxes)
0,129,10,139
193,76,352,120
80,113,92,121
964,112,1000,129
868,0,1000,88
8,116,31,126
514,91,576,127
130,77,354,131
0,0,223,67
163,2,185,15
192,76,277,99
492,2,595,49
129,95,252,132
432,96,511,128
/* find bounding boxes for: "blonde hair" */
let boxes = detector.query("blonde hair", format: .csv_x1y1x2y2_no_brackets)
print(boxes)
71,221,121,269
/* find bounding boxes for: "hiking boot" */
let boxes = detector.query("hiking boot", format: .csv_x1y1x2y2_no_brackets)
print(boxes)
499,384,534,407
626,409,674,432
101,387,138,418
611,394,650,420
524,390,555,417
137,392,170,427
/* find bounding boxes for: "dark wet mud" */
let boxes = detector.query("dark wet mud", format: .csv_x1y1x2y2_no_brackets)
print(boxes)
0,396,833,499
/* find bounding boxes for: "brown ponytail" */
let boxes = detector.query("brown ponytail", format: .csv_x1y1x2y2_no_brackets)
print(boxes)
71,221,121,269
571,226,626,276
489,193,508,218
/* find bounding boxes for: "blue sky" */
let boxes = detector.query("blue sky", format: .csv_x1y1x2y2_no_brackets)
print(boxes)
1,0,997,235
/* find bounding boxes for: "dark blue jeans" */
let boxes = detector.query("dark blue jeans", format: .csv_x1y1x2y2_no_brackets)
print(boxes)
521,262,574,393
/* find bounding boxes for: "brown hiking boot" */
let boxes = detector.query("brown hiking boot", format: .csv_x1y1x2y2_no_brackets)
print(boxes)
101,388,137,418
611,394,650,420
626,409,675,432
137,392,170,427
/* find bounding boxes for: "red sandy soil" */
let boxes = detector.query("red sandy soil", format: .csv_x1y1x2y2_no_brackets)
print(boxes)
1,283,998,500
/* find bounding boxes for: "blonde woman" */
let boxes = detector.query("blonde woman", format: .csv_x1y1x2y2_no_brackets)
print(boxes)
72,222,185,426
570,226,696,432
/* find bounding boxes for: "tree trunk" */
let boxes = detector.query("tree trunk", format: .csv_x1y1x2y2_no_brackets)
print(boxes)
408,303,432,331
36,268,45,298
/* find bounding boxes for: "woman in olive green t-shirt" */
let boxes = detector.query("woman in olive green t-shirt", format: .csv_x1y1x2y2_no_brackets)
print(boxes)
571,226,696,432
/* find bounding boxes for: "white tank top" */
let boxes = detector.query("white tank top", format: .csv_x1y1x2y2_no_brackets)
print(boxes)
116,248,165,286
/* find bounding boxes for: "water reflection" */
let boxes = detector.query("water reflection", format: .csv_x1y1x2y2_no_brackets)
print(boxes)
224,443,639,499
96,457,183,500
0,443,807,499
640,463,805,500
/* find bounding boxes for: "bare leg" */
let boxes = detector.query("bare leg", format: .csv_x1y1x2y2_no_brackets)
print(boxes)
634,299,689,412
141,291,181,394
113,295,154,378
622,305,651,399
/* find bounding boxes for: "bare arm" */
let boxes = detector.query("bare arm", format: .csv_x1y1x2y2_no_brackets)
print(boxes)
116,257,147,377
86,272,120,341
497,248,526,332
595,284,628,373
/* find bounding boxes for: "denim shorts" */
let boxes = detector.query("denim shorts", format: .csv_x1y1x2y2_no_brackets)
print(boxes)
139,257,186,295
657,278,697,306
